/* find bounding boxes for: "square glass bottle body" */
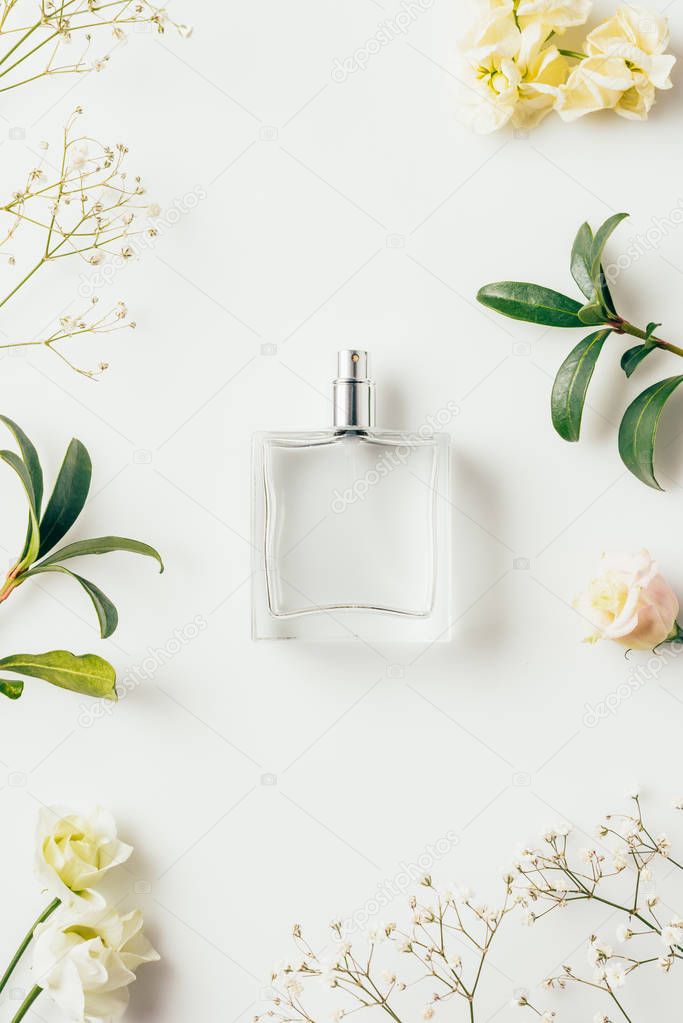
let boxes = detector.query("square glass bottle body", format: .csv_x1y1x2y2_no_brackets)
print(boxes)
252,429,451,641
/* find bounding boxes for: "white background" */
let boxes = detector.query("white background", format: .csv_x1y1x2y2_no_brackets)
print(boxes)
1,1,683,1020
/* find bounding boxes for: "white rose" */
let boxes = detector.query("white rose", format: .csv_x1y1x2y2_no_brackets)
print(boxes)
584,5,676,119
32,905,159,1022
36,807,133,906
575,550,680,650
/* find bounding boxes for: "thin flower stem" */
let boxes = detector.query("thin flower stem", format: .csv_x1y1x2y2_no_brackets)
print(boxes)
0,257,45,308
0,898,60,995
558,47,587,59
10,985,43,1023
608,986,634,1023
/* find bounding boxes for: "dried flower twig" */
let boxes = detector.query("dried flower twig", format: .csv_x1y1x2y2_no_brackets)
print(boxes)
0,0,191,96
515,795,683,1022
1,107,157,377
257,876,517,1023
262,798,683,1023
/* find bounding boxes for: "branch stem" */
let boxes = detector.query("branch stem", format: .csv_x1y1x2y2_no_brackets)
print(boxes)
620,320,683,358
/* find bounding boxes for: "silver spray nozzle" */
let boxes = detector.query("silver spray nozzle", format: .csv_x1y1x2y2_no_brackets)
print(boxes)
333,350,376,430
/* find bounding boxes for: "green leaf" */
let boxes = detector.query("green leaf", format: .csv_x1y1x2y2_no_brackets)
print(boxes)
0,651,116,700
26,565,119,638
645,322,661,339
570,222,595,300
36,536,164,573
0,679,24,700
621,342,656,378
597,268,617,317
551,330,611,442
477,282,584,327
618,375,683,489
0,416,43,515
590,212,629,281
578,301,607,326
0,449,40,568
0,416,44,565
38,439,92,559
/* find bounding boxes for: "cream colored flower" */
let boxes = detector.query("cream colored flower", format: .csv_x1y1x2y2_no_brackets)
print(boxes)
556,55,634,120
36,807,133,906
32,905,159,1022
516,0,592,31
458,21,568,133
584,5,676,119
576,550,680,650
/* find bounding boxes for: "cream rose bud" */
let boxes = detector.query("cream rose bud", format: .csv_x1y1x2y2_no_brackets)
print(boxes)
32,905,159,1022
36,807,133,905
516,0,592,31
576,550,681,651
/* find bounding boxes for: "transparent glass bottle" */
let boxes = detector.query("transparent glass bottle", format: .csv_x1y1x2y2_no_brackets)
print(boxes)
252,351,451,641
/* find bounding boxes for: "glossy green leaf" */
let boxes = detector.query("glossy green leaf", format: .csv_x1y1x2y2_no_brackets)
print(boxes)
597,268,617,317
621,342,656,378
26,565,119,638
0,679,24,700
38,439,92,559
590,212,629,281
618,375,683,489
0,449,40,568
645,322,661,339
578,301,607,326
551,330,611,442
477,282,584,327
570,222,595,300
0,416,43,564
0,416,43,514
0,651,116,700
37,536,164,573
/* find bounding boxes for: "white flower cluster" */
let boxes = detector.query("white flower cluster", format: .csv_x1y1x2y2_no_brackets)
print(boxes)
457,1,676,133
32,806,159,1023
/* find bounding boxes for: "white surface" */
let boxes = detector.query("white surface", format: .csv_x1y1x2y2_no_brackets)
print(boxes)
1,1,683,1020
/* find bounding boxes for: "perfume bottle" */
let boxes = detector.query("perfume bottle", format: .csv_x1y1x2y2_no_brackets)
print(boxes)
252,351,452,642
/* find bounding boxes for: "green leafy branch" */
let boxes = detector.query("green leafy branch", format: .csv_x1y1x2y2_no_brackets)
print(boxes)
477,213,683,490
0,414,163,702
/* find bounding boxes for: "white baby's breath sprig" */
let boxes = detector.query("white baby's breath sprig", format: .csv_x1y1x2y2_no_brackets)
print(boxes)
0,0,191,97
261,796,682,1023
257,876,519,1023
1,108,156,377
